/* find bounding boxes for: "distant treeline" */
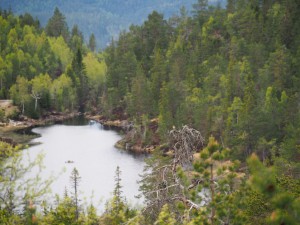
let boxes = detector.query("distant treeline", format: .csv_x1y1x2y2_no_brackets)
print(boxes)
0,0,204,48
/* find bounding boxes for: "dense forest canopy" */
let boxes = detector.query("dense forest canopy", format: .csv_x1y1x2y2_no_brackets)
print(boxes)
0,0,299,224
0,0,224,48
103,0,300,162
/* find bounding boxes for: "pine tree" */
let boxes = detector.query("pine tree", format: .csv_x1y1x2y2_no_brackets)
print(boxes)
154,204,176,225
191,136,242,224
86,204,99,225
246,154,300,224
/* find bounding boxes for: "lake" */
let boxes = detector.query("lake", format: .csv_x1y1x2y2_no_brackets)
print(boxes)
22,117,145,212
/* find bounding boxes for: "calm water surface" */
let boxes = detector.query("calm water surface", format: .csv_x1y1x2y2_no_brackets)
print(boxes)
23,118,145,211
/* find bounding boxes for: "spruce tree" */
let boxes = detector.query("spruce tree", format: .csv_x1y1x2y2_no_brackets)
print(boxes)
100,166,136,225
70,167,81,221
45,7,69,42
89,33,96,52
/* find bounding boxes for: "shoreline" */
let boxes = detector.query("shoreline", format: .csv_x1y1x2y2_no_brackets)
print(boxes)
1,112,157,154
0,111,81,146
85,114,159,154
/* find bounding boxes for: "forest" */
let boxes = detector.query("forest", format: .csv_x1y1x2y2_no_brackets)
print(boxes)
0,0,300,224
0,0,205,48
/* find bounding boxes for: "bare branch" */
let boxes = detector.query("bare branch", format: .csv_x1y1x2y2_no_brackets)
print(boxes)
141,126,206,221
169,125,205,168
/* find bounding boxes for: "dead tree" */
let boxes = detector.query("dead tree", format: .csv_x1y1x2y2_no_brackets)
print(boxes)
31,91,41,111
169,125,205,169
141,126,205,222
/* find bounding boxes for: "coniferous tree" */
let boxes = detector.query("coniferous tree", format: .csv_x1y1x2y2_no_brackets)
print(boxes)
45,7,69,42
191,136,242,225
70,24,84,52
70,167,81,221
192,0,209,28
43,193,79,225
89,33,96,52
85,204,99,225
99,166,136,225
154,204,176,225
245,154,300,224
113,166,123,211
70,48,88,112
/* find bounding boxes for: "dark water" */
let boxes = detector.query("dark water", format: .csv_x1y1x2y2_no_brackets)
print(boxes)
23,118,145,212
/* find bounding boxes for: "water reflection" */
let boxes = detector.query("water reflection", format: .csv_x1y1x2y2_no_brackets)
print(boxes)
24,119,145,212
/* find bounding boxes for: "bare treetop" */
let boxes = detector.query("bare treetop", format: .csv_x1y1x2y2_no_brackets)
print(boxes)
169,125,205,167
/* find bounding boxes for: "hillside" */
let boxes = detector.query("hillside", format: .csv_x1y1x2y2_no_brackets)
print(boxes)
0,0,225,49
0,0,299,224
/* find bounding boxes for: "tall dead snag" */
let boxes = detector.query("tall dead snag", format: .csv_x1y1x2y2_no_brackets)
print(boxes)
141,127,242,224
141,125,205,222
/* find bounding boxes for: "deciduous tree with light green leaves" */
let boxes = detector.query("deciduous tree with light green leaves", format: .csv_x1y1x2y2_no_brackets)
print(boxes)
31,73,52,112
9,76,31,115
51,73,76,111
0,142,53,224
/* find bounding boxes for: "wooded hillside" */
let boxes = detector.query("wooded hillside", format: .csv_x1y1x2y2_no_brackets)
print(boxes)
0,0,212,48
0,0,299,224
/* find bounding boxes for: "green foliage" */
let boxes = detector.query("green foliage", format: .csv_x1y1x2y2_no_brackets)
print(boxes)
45,7,69,42
0,142,52,223
70,167,81,221
1,0,199,49
23,200,38,225
1,1,300,224
51,73,76,112
99,166,137,225
126,67,154,119
48,36,72,71
83,52,106,107
42,194,79,225
190,137,243,225
246,154,300,225
0,12,105,116
85,204,99,225
31,73,52,111
88,33,96,52
154,204,176,225
70,47,89,112
97,0,297,160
